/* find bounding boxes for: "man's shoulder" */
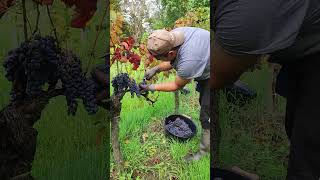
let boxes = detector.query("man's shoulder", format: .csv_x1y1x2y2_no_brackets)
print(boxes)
173,27,206,32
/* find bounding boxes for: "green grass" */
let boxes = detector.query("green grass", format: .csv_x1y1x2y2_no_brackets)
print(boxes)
0,1,109,179
110,67,210,180
29,97,108,180
217,63,290,180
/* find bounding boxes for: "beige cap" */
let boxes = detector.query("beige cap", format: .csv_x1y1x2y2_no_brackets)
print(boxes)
147,29,185,56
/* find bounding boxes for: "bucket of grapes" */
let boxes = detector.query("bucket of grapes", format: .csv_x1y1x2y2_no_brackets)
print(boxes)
164,114,197,141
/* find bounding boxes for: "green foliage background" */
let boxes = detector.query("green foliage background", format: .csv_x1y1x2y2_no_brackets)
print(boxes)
149,0,210,30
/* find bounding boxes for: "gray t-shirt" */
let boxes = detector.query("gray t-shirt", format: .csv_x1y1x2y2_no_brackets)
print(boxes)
171,27,210,81
214,0,320,64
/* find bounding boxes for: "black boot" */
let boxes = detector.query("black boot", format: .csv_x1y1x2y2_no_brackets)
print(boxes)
184,129,210,162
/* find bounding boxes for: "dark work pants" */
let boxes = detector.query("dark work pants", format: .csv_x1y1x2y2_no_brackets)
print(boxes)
196,79,210,130
282,54,320,180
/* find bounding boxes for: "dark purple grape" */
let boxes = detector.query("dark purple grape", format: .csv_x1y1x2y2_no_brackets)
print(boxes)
166,118,193,138
58,51,98,115
111,73,141,97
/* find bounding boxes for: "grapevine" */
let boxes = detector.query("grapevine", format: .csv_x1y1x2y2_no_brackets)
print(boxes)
3,35,103,116
111,73,158,104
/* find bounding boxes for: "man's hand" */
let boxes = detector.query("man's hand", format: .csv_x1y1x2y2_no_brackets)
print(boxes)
144,66,160,80
144,62,173,80
139,84,155,93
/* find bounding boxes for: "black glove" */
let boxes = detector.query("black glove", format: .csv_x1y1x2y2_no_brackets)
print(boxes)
180,87,191,95
144,66,160,80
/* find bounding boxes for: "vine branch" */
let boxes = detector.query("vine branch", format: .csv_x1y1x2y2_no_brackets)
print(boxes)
26,15,32,35
46,5,58,42
22,0,28,41
85,6,108,74
141,92,158,105
33,4,40,35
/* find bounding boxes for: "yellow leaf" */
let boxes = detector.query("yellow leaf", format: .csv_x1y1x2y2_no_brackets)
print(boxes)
124,161,130,167
142,132,148,142
110,10,117,22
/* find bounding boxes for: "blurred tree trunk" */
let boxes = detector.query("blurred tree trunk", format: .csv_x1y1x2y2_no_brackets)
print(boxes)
0,92,54,180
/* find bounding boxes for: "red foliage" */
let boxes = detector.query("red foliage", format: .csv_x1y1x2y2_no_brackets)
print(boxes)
148,53,154,63
111,47,121,64
0,0,15,18
122,36,135,50
33,0,53,5
61,0,98,28
0,0,97,28
31,0,98,28
121,42,129,51
111,36,147,70
128,53,141,70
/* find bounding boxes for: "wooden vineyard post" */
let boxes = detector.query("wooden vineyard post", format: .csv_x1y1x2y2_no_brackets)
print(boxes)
272,63,281,112
267,63,281,113
110,94,125,168
111,115,123,166
174,91,180,114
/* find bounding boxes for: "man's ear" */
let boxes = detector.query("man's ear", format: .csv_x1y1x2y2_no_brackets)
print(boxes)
168,50,177,57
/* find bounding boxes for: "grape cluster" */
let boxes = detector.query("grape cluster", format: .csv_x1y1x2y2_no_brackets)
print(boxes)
111,73,141,97
128,79,141,97
24,35,60,96
166,118,193,138
3,42,29,81
3,35,60,102
2,35,102,116
58,51,98,115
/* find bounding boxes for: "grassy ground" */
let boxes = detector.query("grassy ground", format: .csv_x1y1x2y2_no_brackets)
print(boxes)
110,67,210,180
217,63,290,180
0,1,108,179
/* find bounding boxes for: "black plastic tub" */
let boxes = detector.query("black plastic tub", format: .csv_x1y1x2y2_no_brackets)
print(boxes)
164,114,197,141
224,80,257,106
211,168,251,180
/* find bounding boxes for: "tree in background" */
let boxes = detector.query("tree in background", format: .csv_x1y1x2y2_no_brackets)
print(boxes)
148,0,209,30
119,0,149,42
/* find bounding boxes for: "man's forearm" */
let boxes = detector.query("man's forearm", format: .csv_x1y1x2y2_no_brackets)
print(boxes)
146,75,189,92
212,41,259,89
153,82,180,92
